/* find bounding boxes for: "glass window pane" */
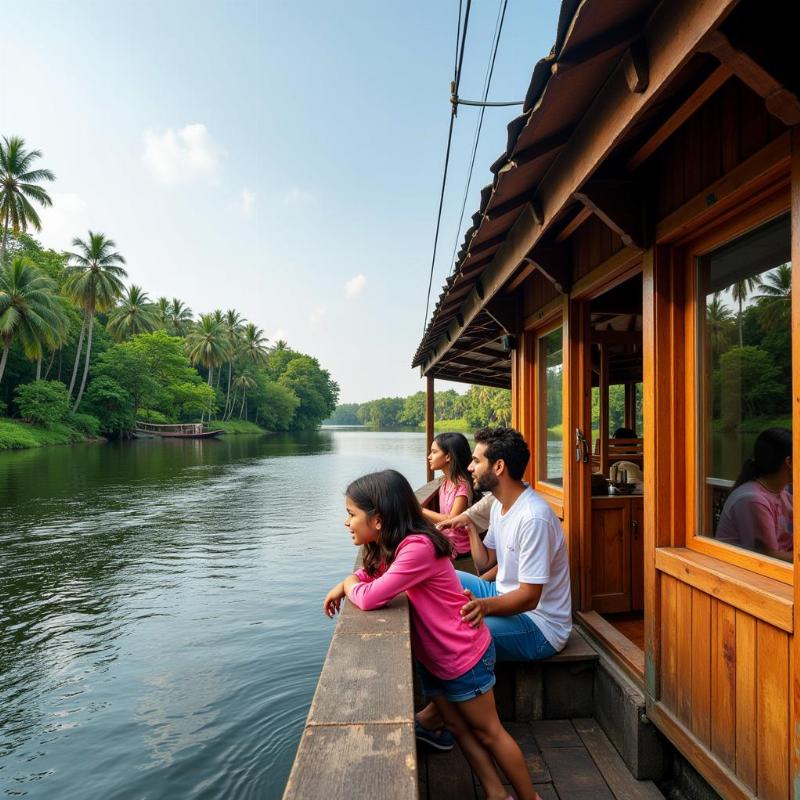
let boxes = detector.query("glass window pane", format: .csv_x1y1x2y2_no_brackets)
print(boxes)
539,327,563,486
697,214,793,563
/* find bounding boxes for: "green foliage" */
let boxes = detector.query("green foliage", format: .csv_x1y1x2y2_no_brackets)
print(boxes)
68,411,100,436
278,355,338,430
138,408,169,424
208,418,265,434
83,375,135,436
357,396,404,428
251,375,299,431
14,380,70,426
0,416,89,450
716,346,784,430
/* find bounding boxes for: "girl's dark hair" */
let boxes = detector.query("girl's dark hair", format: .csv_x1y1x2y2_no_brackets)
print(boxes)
433,432,481,503
733,427,792,490
346,469,453,576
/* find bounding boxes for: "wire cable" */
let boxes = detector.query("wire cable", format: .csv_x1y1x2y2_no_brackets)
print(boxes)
448,0,508,275
422,0,473,334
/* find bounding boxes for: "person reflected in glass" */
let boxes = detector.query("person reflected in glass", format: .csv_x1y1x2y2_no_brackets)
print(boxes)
716,427,793,561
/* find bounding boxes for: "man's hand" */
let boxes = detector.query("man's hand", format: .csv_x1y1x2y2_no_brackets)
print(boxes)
436,512,476,535
460,588,485,628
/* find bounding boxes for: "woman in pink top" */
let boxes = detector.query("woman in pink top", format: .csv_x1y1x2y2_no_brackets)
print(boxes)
716,427,793,560
422,432,479,558
323,469,539,800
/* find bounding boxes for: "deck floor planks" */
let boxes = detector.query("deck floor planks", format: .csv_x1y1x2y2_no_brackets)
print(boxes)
418,718,666,800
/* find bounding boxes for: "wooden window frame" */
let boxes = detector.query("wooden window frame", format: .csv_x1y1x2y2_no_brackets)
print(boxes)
682,191,793,585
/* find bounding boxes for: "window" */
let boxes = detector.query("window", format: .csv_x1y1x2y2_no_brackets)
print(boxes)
696,214,792,563
538,326,564,486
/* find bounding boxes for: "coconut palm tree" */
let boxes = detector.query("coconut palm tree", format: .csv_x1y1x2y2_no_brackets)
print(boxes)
107,284,157,342
272,338,289,352
0,256,65,384
705,294,734,355
730,275,763,347
155,296,171,330
63,231,127,410
186,313,229,387
754,263,791,329
168,298,193,336
232,372,256,419
0,137,55,262
241,322,269,365
222,309,244,418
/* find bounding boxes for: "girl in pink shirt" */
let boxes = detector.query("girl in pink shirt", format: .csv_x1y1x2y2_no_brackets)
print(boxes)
323,469,539,800
422,432,479,557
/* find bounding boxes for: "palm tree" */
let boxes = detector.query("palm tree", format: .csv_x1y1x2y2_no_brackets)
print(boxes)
705,294,734,354
272,338,289,352
0,256,65,384
222,309,244,418
754,263,791,329
107,284,157,342
186,313,229,387
63,231,127,410
168,298,193,336
241,322,269,365
155,296,171,330
0,137,55,262
232,372,256,419
730,275,762,347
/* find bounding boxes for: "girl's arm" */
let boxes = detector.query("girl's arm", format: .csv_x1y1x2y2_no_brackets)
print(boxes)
323,580,347,617
422,495,468,524
345,539,432,611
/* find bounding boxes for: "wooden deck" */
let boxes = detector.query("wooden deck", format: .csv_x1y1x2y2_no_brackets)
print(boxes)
417,718,665,800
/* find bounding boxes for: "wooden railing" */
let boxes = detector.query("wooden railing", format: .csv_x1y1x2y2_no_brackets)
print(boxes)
282,479,441,800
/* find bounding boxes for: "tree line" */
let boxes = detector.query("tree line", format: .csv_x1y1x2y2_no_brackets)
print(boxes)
0,135,338,436
326,386,511,429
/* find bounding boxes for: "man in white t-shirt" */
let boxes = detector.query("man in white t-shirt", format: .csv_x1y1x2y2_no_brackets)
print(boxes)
415,426,572,750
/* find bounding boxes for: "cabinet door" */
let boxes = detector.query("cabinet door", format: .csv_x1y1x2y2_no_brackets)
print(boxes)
590,501,631,613
630,499,644,611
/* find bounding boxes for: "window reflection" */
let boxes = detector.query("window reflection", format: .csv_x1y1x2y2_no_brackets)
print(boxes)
539,327,563,486
698,214,793,561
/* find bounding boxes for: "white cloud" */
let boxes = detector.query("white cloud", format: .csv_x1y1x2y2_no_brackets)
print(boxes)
344,274,366,298
282,187,317,208
142,123,223,184
240,188,256,217
37,192,87,251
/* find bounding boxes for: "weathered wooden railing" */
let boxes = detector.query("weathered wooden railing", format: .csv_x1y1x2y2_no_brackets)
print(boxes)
282,479,441,800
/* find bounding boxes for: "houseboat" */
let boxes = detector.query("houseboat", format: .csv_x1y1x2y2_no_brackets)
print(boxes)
286,0,798,797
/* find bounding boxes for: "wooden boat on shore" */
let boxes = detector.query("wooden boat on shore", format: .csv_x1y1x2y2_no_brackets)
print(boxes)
134,422,223,439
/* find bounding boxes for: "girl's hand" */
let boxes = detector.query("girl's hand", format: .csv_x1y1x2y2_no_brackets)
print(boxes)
323,582,346,618
460,589,485,628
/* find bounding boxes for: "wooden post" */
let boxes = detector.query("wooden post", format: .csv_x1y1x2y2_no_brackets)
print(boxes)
624,381,636,432
425,375,434,481
789,126,800,800
599,345,609,477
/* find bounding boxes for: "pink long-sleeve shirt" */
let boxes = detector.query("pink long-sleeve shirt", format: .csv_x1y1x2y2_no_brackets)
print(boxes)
348,534,491,680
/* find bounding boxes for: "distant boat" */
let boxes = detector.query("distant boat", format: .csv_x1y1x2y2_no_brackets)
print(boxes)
135,422,223,439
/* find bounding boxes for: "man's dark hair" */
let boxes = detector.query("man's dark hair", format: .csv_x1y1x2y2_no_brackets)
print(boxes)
473,427,530,480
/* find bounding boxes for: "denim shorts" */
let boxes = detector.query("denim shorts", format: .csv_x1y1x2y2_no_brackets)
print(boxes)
416,640,496,703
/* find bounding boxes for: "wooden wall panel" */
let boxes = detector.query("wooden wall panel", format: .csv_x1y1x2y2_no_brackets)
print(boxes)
522,272,560,318
710,600,736,768
653,80,788,219
572,214,625,281
756,622,789,800
658,574,791,798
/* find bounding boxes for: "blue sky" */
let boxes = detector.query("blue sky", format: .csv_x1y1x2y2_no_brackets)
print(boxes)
2,0,562,402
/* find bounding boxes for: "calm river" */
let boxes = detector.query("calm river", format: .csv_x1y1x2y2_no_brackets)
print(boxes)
0,429,428,799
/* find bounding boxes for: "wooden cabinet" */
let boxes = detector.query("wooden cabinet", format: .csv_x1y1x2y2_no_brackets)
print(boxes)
590,496,644,613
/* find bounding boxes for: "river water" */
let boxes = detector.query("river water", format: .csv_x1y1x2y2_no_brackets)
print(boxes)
0,429,428,799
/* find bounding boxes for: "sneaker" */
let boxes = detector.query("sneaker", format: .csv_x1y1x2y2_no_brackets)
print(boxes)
414,720,455,751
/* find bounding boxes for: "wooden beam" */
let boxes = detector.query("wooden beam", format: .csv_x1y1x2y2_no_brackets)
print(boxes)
504,130,571,171
444,353,501,371
555,206,593,243
700,30,800,126
656,132,790,243
485,194,531,222
484,293,519,333
422,0,738,375
573,179,647,249
430,369,510,390
425,375,434,481
622,39,649,94
591,330,642,345
467,233,506,258
526,244,571,294
626,64,733,172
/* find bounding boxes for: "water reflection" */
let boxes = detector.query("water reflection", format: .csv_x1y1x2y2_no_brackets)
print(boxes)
0,429,426,799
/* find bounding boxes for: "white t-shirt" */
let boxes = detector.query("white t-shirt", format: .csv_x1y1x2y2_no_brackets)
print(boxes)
484,486,572,650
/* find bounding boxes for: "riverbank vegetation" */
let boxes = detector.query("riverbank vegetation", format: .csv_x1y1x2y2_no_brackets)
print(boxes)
0,135,338,449
325,386,512,430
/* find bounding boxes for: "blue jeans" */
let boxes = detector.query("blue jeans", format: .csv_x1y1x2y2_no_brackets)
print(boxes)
417,640,497,702
457,570,557,662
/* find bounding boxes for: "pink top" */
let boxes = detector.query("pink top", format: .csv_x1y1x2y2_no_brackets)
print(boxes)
348,534,491,680
438,478,471,555
715,480,793,553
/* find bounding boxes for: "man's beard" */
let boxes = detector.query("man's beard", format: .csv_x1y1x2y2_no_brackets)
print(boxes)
474,471,499,493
